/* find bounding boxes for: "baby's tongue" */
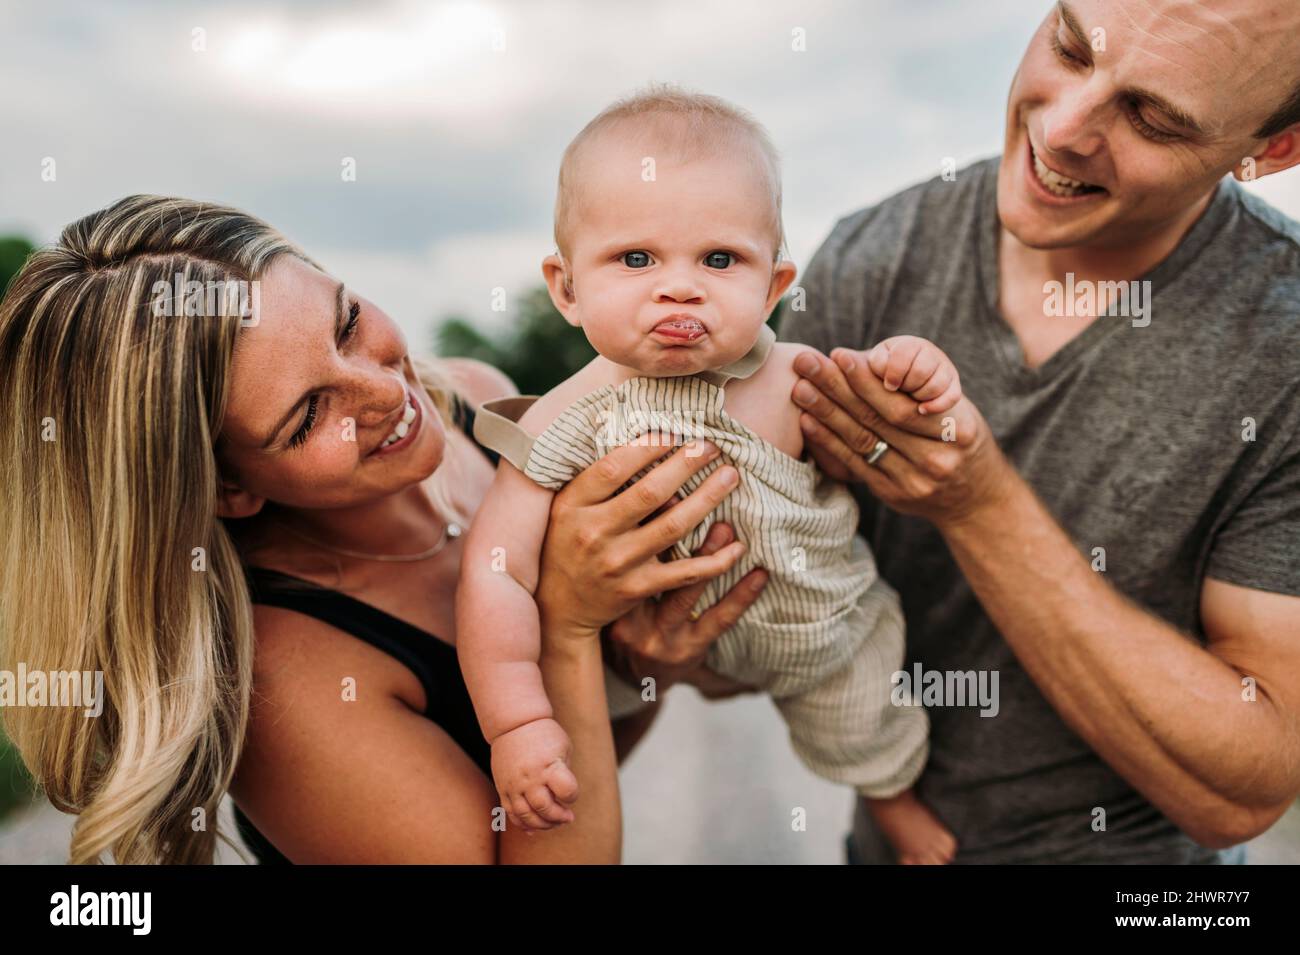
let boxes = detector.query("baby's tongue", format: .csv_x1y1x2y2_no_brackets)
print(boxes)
654,319,706,340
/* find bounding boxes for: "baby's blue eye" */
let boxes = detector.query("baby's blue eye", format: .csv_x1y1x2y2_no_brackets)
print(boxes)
623,251,651,268
705,251,734,269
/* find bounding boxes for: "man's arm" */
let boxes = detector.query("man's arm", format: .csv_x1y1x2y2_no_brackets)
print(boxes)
940,467,1300,848
789,350,1300,848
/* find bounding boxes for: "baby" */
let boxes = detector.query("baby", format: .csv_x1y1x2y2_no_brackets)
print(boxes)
457,87,960,863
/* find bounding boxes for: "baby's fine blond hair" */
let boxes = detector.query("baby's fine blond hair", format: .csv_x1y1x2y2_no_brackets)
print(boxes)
553,83,786,264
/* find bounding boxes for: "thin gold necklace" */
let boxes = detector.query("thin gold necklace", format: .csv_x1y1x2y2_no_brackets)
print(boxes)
274,515,463,563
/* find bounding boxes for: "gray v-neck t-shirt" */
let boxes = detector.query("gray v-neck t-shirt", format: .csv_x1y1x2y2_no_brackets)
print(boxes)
777,156,1300,863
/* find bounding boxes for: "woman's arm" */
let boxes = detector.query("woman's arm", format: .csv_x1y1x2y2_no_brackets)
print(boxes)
231,604,508,863
497,620,621,863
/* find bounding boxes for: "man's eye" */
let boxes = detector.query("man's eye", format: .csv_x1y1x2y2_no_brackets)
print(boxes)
622,251,651,268
1127,105,1181,143
1051,33,1086,67
705,251,734,269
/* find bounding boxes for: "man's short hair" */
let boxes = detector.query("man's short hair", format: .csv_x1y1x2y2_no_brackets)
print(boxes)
1255,79,1300,139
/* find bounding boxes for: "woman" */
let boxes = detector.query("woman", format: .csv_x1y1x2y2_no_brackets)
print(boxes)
0,195,768,864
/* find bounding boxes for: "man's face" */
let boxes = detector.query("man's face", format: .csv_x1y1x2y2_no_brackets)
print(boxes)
998,0,1300,249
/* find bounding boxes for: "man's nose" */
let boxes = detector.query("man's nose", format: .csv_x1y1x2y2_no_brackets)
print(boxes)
1041,80,1107,158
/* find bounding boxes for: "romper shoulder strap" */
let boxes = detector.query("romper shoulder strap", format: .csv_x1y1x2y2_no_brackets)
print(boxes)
692,322,776,389
473,394,541,473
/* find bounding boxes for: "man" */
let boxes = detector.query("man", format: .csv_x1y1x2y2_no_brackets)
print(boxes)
779,0,1300,862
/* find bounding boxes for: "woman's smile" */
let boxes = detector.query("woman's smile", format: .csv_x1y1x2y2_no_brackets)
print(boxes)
368,386,421,457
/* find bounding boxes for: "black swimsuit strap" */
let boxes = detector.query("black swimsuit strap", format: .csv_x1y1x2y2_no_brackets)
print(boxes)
243,566,453,707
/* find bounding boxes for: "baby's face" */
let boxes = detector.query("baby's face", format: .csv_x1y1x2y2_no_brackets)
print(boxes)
549,134,795,379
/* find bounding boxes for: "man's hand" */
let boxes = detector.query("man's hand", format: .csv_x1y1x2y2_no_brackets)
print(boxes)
790,346,1011,528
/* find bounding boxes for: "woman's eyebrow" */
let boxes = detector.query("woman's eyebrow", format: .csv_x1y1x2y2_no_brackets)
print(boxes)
258,281,346,449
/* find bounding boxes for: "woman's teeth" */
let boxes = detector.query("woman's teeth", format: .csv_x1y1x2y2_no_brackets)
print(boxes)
379,395,417,449
1033,150,1101,197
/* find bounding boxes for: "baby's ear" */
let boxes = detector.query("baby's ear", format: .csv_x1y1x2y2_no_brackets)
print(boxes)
541,253,580,325
765,259,798,313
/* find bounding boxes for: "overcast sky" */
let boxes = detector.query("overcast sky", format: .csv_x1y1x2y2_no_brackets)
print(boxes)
3,0,1298,352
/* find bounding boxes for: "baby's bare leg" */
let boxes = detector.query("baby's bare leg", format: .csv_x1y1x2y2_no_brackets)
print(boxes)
862,789,958,864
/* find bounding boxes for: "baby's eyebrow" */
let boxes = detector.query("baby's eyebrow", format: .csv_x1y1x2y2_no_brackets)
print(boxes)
593,237,768,258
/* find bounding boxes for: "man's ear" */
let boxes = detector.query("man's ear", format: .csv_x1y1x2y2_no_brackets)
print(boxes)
215,478,266,520
1235,127,1300,181
541,253,581,328
764,260,799,316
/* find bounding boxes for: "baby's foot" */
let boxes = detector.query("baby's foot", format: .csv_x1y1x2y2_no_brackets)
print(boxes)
863,789,957,864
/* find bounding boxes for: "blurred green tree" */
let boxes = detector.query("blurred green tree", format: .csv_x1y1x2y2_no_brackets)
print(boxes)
435,286,596,396
0,236,35,302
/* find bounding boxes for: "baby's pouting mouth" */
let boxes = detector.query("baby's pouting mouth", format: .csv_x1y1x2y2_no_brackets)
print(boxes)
651,315,708,342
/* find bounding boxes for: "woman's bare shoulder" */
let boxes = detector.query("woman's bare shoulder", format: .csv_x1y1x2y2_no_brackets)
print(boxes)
233,601,499,862
438,357,519,409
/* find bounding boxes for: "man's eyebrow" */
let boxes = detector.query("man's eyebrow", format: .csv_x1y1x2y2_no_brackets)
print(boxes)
1057,1,1090,48
1127,87,1207,136
259,281,346,449
1056,1,1208,137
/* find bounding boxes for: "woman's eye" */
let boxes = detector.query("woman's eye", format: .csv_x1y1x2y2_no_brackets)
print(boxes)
705,251,734,269
287,395,319,449
622,251,651,268
340,300,360,342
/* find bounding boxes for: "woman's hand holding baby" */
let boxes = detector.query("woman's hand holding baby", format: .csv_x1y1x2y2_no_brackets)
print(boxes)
536,432,757,638
602,519,767,698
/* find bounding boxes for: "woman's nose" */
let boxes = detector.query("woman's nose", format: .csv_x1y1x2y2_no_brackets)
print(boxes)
342,365,408,428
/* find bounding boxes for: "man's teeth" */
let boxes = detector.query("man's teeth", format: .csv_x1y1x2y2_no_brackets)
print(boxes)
379,396,417,449
1033,151,1099,197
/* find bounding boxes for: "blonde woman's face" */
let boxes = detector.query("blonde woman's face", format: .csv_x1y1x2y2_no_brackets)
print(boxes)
216,256,445,514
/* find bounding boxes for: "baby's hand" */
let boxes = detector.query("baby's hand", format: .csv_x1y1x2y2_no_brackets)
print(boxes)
490,717,579,832
865,335,962,416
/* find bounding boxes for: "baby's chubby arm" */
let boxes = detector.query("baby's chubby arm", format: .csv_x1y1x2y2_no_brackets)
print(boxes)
865,335,962,416
456,458,578,827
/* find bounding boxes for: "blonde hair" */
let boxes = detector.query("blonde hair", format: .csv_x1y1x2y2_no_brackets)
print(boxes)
553,83,786,264
0,195,468,863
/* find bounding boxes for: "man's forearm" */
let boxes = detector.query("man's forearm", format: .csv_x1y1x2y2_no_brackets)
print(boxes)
938,465,1292,843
